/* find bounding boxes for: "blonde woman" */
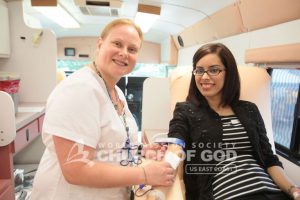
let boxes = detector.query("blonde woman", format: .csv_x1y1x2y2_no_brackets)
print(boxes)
31,19,174,200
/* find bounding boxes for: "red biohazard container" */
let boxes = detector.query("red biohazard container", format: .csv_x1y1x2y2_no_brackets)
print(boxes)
0,72,21,114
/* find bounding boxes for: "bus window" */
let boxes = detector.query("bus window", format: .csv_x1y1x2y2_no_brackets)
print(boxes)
270,69,300,159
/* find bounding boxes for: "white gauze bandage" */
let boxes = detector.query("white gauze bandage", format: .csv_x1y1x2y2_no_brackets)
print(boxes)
164,151,181,169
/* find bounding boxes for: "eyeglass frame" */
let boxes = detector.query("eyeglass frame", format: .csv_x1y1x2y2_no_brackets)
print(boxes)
193,66,226,76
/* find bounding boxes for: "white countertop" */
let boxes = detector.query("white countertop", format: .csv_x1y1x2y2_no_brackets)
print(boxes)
15,102,45,130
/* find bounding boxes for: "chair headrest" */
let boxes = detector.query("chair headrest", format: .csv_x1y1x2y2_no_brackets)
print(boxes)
0,91,16,146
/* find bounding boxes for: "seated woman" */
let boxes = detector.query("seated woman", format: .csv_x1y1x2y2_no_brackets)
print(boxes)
167,43,300,200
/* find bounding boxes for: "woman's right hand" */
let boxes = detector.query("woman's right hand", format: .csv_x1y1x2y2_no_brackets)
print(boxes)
143,161,175,187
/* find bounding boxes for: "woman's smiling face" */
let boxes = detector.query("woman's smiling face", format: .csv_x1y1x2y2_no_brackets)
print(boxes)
97,24,141,79
194,53,226,103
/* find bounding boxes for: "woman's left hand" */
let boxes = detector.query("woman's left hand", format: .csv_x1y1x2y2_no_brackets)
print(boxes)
142,143,167,160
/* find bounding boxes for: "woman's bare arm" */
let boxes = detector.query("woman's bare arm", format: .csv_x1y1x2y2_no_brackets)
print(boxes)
268,166,300,199
53,135,174,188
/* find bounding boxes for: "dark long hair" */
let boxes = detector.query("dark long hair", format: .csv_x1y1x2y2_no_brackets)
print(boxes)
187,43,240,107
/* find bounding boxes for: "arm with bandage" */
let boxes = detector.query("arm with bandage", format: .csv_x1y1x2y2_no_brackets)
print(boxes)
144,139,185,200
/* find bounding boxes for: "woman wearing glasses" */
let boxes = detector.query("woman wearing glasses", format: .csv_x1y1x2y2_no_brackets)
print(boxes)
167,43,300,200
30,19,174,200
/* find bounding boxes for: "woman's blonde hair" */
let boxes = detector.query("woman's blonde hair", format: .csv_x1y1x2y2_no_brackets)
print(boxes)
100,18,143,42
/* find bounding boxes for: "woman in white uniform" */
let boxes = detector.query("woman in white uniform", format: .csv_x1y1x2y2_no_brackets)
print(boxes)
30,18,174,200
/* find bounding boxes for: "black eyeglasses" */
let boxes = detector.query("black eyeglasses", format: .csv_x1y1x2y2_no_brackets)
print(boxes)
193,67,225,76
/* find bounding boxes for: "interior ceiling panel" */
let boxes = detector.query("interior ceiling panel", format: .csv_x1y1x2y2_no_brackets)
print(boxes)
22,0,235,43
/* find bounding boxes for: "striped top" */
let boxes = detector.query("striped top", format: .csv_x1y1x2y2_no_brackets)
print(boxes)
212,115,280,200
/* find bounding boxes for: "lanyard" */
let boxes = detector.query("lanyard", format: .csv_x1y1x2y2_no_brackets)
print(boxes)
93,62,137,195
93,62,130,140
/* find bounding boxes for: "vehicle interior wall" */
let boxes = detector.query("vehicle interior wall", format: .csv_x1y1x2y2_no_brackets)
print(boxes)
0,1,56,103
173,0,300,51
177,19,300,66
0,0,56,168
57,37,161,64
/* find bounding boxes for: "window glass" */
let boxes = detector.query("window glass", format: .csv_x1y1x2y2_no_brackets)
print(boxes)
57,60,91,76
56,59,175,77
129,63,172,77
271,69,300,148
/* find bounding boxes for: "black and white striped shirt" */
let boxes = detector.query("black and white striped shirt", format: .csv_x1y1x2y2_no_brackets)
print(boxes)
212,115,280,200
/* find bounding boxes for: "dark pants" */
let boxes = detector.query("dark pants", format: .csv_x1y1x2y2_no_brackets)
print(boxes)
232,191,292,200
